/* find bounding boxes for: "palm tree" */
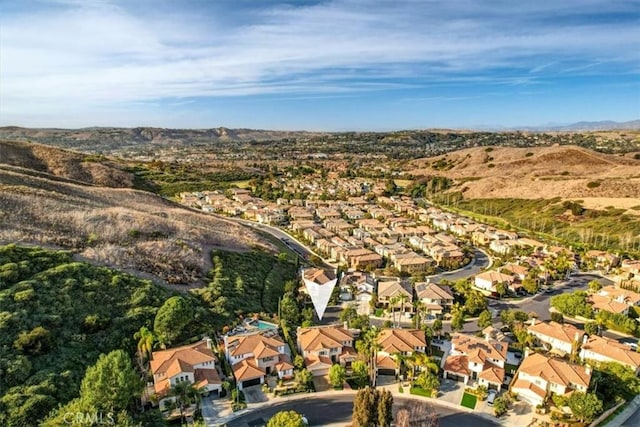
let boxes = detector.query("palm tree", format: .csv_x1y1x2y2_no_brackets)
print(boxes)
389,296,400,328
134,326,155,373
169,380,206,424
412,352,439,376
397,293,409,327
413,300,425,329
360,327,382,387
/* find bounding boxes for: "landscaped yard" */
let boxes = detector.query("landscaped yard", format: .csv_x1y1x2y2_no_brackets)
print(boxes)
410,385,435,398
460,392,477,409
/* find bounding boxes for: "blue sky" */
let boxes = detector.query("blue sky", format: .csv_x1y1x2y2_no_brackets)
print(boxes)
0,0,638,130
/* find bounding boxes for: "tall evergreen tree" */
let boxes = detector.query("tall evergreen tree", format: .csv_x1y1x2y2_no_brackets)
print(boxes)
377,389,394,427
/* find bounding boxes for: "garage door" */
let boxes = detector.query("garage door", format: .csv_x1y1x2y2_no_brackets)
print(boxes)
378,369,396,376
242,377,262,388
447,372,464,382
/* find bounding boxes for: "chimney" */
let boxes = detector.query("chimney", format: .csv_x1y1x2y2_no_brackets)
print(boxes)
344,321,349,330
585,364,592,376
574,332,581,343
524,347,530,358
205,337,213,350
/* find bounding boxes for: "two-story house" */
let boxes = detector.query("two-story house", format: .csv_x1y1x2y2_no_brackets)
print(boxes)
589,286,640,316
375,329,427,377
150,339,222,408
414,282,454,317
377,280,413,315
511,352,591,406
527,320,583,355
579,335,640,376
443,333,507,391
297,326,356,377
474,270,516,294
225,332,293,389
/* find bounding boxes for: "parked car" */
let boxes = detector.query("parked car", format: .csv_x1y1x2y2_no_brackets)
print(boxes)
487,389,498,405
513,352,523,359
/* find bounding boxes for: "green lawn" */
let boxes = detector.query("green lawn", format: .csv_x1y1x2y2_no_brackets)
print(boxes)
461,392,478,409
410,386,434,398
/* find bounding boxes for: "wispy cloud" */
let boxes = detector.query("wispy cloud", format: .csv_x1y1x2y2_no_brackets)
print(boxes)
1,0,638,126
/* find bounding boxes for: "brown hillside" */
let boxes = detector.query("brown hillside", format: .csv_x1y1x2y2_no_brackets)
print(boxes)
0,139,133,187
0,161,273,287
409,145,640,209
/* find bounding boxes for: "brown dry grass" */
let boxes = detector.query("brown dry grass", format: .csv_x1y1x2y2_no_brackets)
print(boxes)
409,145,640,209
0,166,273,285
0,139,133,187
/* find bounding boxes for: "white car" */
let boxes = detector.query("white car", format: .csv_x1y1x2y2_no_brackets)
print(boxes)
487,389,498,406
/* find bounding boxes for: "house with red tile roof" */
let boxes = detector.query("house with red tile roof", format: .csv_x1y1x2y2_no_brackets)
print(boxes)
580,335,640,375
375,329,427,377
224,332,293,389
511,352,591,406
474,270,516,294
527,320,583,355
296,325,356,377
443,333,508,391
415,282,454,317
150,339,222,407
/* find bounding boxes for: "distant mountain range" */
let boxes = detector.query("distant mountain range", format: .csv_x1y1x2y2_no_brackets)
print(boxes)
518,119,640,131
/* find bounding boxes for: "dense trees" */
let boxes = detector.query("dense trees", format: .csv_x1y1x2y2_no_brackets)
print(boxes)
550,291,593,318
596,311,637,335
193,250,297,329
154,296,193,347
0,245,181,427
351,388,393,427
567,392,603,423
43,350,143,426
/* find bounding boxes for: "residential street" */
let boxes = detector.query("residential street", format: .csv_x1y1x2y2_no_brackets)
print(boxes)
226,394,498,427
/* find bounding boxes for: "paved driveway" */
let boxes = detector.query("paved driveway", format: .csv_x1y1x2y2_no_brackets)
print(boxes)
438,378,464,405
243,385,268,404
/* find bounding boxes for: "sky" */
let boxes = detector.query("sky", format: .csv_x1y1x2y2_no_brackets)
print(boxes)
0,0,639,130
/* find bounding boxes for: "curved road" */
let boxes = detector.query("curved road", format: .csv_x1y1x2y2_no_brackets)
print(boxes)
227,394,497,427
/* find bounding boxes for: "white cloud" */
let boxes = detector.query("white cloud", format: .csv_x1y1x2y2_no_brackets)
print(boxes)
1,0,638,124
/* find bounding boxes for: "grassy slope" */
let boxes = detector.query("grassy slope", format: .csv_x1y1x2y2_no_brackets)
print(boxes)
437,197,640,254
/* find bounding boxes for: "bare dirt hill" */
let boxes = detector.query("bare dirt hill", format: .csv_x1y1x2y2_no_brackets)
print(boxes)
409,145,640,211
0,143,274,286
0,139,133,187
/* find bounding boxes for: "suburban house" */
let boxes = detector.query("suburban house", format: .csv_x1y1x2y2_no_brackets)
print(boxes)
591,286,640,315
579,335,640,375
527,320,584,355
377,280,413,314
150,339,222,407
224,332,293,390
339,271,375,303
474,270,516,293
297,325,357,376
375,328,428,377
443,333,507,391
511,352,592,406
414,282,454,317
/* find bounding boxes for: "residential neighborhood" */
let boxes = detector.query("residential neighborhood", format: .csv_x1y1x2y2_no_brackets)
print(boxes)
168,185,640,427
